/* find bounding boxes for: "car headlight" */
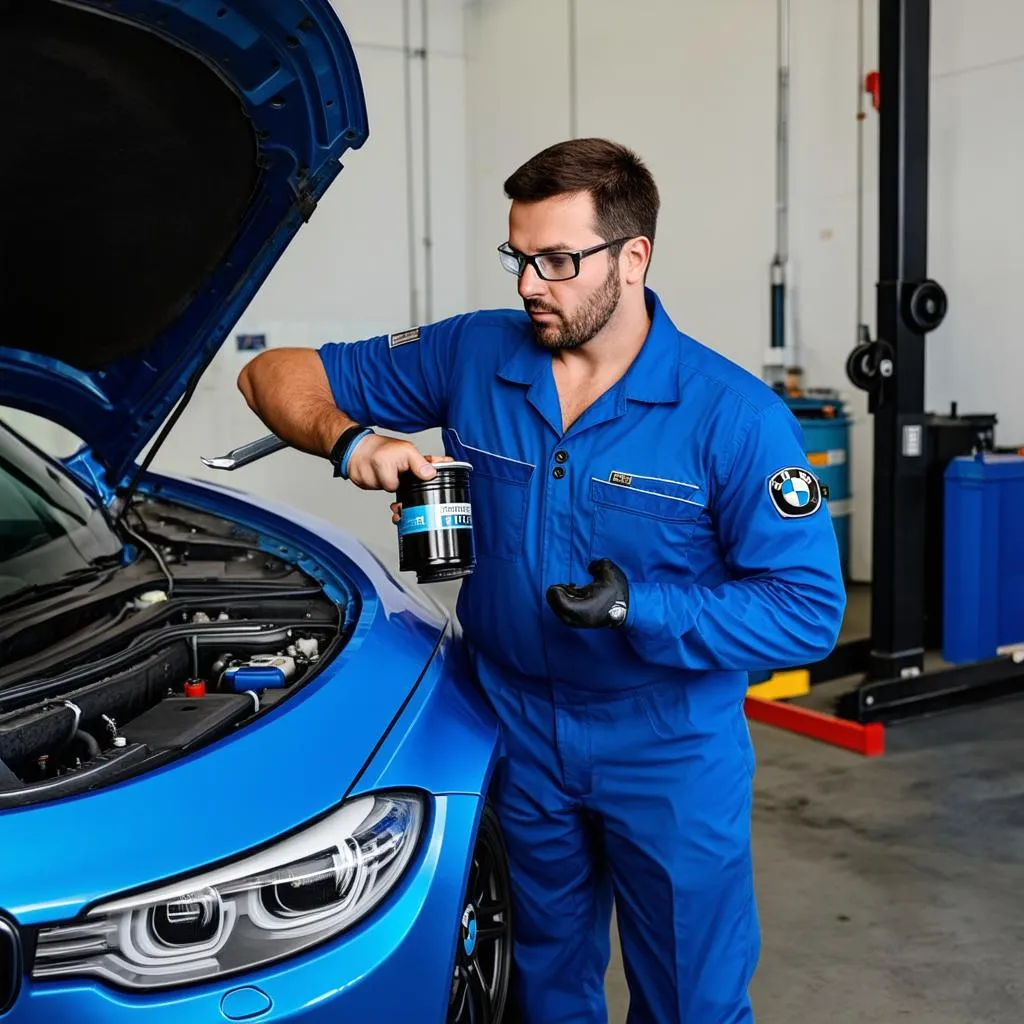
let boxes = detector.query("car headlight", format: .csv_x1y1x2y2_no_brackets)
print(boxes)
32,792,424,990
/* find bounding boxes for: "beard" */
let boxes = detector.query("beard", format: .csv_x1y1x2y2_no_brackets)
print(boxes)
525,261,621,350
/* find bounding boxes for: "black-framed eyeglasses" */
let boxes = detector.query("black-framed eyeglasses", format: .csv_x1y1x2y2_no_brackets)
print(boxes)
496,237,633,282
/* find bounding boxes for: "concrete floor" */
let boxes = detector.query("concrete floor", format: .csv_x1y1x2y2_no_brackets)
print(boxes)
433,581,1024,1022
740,692,1024,1024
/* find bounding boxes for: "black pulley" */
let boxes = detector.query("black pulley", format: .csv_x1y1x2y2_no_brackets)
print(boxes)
846,340,895,394
847,342,877,391
395,462,476,584
903,279,947,333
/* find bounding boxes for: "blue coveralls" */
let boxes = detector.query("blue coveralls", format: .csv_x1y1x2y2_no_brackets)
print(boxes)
319,288,846,1023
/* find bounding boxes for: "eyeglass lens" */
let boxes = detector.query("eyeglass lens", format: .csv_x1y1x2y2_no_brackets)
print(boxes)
498,249,578,281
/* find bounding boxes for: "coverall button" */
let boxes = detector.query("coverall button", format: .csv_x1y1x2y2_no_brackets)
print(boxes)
554,449,569,463
552,466,566,479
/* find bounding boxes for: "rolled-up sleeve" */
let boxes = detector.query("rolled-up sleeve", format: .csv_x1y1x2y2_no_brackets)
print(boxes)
318,313,473,433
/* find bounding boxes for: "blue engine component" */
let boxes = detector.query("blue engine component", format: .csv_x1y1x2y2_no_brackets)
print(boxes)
223,665,288,692
224,663,288,688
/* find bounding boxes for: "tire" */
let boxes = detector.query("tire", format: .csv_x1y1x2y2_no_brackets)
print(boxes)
447,803,513,1023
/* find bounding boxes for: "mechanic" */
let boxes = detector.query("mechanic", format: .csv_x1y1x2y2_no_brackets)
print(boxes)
238,137,846,1023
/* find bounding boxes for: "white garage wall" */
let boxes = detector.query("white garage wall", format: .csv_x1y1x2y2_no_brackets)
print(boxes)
926,0,1024,446
464,0,574,308
464,0,1024,583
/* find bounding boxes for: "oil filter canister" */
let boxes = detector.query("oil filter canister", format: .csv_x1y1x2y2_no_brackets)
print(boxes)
396,462,476,583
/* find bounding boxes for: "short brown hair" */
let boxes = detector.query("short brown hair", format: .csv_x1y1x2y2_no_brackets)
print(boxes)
503,138,660,249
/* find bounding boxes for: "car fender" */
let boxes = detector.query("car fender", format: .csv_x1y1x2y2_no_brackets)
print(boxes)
349,629,505,801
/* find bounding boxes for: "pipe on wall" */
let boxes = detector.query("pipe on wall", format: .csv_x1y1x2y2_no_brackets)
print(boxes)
855,0,868,343
770,0,791,358
420,0,434,323
401,0,436,327
568,0,579,138
402,0,419,326
776,0,791,271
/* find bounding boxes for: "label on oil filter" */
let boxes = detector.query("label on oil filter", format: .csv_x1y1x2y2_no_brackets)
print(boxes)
398,503,473,536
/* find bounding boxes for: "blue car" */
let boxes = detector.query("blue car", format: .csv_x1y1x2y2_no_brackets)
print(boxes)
0,1,511,1021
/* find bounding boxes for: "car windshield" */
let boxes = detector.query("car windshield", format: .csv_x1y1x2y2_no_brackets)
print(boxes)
0,420,123,600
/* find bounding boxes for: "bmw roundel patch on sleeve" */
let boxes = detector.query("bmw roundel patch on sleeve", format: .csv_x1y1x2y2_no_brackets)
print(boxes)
768,467,822,518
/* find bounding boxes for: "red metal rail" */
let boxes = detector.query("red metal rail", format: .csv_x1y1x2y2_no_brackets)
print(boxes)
745,695,885,757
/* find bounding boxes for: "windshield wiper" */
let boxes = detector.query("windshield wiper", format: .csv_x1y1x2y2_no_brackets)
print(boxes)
0,565,119,614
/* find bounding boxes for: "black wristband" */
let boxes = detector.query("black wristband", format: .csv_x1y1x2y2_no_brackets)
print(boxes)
329,424,374,478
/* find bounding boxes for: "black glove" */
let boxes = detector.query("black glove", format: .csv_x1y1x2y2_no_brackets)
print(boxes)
546,559,629,629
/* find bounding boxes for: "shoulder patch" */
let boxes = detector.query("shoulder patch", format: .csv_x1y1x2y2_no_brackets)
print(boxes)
389,327,421,348
767,467,822,518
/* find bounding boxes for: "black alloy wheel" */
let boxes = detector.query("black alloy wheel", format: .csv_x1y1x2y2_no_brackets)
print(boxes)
448,804,512,1023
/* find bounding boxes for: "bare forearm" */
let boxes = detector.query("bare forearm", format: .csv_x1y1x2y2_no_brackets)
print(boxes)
237,349,355,458
238,346,440,491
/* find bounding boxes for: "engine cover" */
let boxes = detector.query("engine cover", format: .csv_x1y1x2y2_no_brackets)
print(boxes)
124,695,253,752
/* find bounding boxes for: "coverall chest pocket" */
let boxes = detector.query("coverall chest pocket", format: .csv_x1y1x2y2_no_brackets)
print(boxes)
447,432,534,562
588,478,705,579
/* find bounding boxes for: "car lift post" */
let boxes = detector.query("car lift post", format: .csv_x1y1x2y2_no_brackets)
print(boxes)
819,0,946,691
829,0,1024,725
749,0,1024,741
865,0,934,682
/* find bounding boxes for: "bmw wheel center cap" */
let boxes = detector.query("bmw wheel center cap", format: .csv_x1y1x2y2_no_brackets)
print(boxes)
461,904,478,957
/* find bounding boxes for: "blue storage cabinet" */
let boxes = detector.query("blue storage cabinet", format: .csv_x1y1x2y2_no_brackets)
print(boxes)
943,453,1024,663
787,397,852,578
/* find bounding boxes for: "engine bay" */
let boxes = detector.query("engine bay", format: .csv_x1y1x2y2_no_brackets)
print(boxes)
0,493,349,807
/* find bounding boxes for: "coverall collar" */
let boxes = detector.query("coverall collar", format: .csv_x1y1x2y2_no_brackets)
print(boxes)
497,287,681,407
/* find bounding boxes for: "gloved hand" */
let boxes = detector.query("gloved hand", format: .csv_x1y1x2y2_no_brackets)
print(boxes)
546,559,629,629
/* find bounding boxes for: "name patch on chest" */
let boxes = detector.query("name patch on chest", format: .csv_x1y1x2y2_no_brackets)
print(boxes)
609,471,633,486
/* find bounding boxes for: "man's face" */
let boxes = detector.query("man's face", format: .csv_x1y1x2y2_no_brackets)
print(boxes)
507,192,621,350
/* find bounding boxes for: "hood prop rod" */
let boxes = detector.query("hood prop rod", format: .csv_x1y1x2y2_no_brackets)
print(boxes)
112,370,202,528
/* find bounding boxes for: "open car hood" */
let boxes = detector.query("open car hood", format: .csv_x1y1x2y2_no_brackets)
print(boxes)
0,0,367,486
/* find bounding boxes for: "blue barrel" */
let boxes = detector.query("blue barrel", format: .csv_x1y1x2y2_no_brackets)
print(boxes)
786,397,851,578
943,452,1024,663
